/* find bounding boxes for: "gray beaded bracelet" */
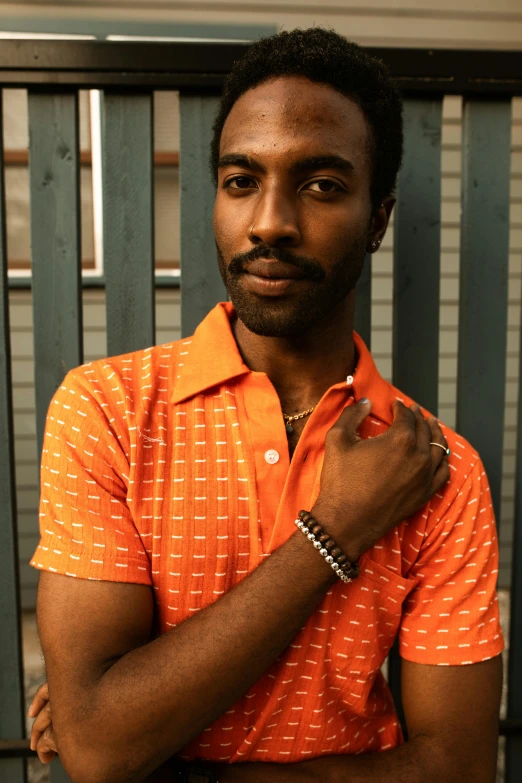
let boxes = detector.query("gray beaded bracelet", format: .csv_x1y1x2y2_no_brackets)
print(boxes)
295,510,360,583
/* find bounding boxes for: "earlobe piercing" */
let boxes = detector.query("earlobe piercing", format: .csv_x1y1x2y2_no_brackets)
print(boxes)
370,239,381,250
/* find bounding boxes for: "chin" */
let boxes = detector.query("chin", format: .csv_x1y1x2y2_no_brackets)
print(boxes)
239,314,306,338
229,291,328,338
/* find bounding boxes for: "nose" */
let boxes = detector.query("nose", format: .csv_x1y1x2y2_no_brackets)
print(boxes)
249,187,301,246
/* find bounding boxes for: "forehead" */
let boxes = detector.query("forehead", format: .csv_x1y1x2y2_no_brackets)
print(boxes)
220,75,371,166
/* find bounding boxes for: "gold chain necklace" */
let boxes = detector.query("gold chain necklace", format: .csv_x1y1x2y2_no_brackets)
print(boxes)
282,370,356,435
282,405,317,435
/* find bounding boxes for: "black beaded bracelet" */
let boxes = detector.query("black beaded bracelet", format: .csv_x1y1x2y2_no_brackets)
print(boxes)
296,509,360,582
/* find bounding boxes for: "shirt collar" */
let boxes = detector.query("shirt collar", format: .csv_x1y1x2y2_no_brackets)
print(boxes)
171,302,250,405
171,301,395,426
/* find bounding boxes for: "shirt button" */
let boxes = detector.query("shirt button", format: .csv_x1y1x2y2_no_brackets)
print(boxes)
264,449,280,465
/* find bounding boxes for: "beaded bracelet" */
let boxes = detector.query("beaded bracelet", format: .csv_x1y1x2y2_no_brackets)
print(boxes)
295,509,360,583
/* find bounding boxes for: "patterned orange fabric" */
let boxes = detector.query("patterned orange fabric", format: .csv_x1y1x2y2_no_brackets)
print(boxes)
31,301,504,762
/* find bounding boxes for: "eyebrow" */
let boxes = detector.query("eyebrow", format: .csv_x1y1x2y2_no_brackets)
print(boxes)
217,153,354,176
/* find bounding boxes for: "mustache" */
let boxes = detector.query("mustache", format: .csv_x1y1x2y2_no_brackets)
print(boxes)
227,245,325,282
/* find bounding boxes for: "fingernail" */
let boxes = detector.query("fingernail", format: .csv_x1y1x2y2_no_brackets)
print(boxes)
360,398,370,404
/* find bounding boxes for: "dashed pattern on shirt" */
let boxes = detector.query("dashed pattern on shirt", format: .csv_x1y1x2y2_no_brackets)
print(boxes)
31,302,504,764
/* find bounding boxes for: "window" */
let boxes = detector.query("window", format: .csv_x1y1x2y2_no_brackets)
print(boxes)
2,21,274,283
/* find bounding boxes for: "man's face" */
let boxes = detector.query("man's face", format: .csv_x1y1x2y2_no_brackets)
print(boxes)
213,75,376,338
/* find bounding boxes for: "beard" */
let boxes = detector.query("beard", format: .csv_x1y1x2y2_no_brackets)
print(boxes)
216,237,367,338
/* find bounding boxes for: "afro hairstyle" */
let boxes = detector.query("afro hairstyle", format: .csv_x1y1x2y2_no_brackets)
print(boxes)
209,27,404,212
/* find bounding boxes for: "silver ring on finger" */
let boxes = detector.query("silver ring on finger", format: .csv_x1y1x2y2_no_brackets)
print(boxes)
430,441,451,457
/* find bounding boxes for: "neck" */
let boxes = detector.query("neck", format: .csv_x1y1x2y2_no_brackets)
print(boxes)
232,293,357,410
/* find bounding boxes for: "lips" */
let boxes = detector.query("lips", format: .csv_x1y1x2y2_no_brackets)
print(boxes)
244,260,306,281
242,267,308,297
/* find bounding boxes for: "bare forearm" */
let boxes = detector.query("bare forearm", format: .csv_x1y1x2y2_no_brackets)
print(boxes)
216,736,460,783
61,532,337,783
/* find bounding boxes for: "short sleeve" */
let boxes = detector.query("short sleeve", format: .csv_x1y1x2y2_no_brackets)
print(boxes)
30,368,152,585
399,457,504,665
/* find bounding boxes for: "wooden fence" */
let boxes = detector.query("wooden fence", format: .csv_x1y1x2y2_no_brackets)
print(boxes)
0,39,521,782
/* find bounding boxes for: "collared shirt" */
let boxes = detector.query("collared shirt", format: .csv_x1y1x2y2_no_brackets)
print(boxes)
31,301,504,763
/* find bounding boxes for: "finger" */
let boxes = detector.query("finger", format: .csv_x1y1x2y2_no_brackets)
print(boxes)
36,726,58,763
428,415,447,447
427,416,449,466
30,704,52,750
41,726,58,753
30,727,42,753
389,400,417,439
431,455,451,494
28,682,49,718
334,398,373,442
36,735,57,765
411,404,431,453
37,750,57,765
31,702,51,733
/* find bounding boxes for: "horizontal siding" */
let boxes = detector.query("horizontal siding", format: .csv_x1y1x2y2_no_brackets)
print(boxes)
5,0,522,49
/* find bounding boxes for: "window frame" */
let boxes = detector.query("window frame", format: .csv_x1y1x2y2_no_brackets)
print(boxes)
3,18,275,289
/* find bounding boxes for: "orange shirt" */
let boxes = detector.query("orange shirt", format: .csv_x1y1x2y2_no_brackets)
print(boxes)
31,301,504,763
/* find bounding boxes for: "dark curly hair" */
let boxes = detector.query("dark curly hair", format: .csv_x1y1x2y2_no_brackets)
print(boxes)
209,27,403,212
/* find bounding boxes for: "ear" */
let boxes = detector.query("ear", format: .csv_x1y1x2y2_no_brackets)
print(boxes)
366,196,395,254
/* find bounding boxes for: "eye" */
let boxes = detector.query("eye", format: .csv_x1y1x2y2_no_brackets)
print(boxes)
305,179,342,193
224,176,257,190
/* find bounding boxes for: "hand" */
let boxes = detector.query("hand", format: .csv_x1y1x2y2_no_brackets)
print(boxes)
28,681,58,764
312,399,450,561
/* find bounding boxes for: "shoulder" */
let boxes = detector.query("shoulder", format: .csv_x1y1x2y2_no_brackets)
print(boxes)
51,339,189,448
386,380,481,480
63,338,187,406
382,381,486,533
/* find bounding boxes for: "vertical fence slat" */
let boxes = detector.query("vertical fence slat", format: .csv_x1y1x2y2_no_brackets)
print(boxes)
354,254,371,349
28,90,83,456
103,92,155,356
506,274,522,780
28,91,82,783
0,92,27,783
179,95,226,338
388,99,442,724
456,100,511,521
393,98,442,415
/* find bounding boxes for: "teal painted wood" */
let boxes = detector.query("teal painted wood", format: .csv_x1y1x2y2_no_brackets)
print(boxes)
0,92,27,783
354,254,372,349
506,273,522,781
456,100,511,521
28,90,83,456
103,93,155,355
388,100,442,727
393,99,442,415
179,95,226,338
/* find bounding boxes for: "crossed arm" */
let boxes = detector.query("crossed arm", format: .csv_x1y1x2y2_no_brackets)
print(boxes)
214,656,502,782
33,528,502,783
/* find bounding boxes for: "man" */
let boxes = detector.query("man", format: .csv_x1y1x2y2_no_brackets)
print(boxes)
29,27,503,783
